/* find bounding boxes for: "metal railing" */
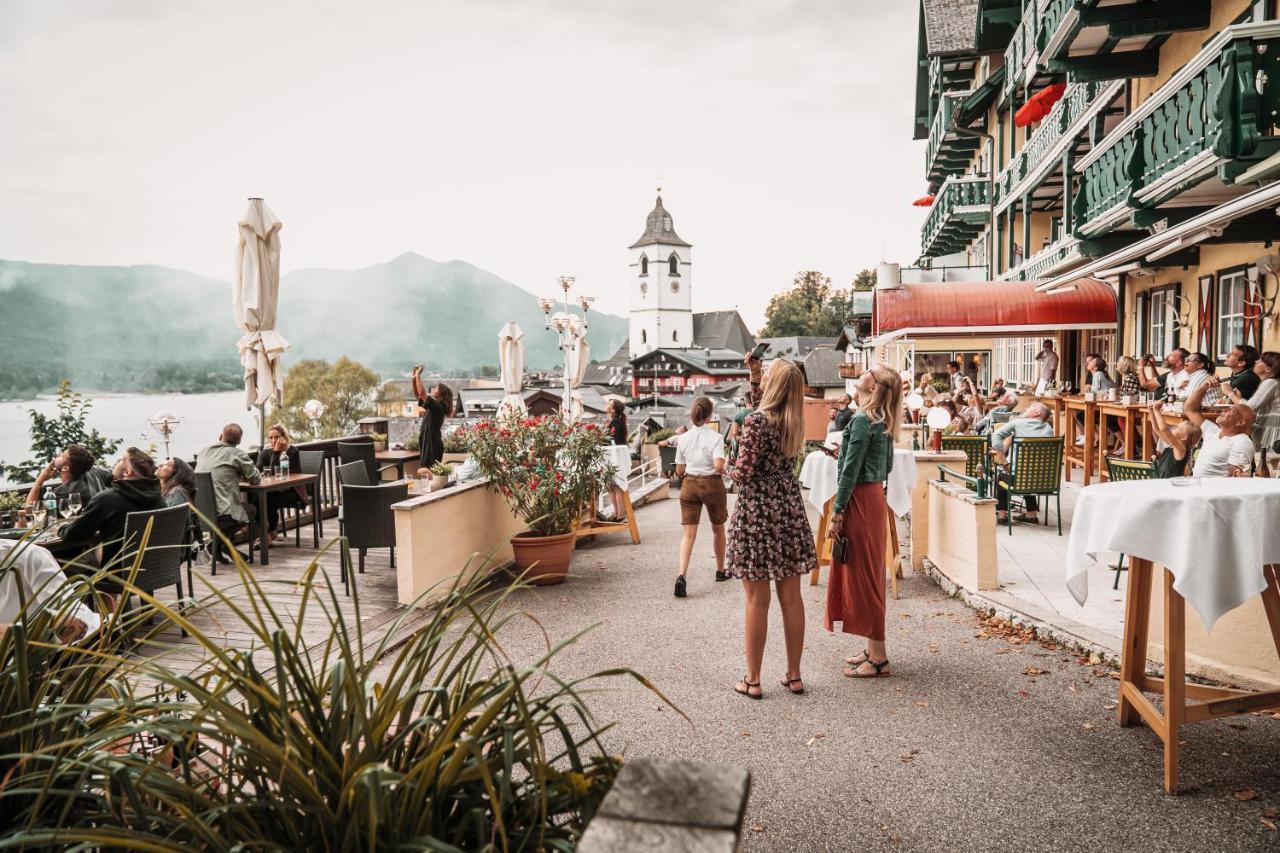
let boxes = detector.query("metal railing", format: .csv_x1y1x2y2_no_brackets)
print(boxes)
937,464,988,499
920,174,991,259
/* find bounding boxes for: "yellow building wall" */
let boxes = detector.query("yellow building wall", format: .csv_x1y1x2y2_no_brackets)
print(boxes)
1132,0,1251,104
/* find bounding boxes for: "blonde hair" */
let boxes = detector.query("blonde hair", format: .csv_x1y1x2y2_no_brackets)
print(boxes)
757,358,806,458
267,423,290,442
1117,355,1138,377
863,365,903,441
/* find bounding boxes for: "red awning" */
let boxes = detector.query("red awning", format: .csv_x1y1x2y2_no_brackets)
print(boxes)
874,278,1116,337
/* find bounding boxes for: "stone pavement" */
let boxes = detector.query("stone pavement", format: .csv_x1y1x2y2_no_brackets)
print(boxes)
490,495,1280,852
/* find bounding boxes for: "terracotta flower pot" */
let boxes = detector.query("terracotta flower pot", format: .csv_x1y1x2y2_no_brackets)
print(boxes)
510,530,576,586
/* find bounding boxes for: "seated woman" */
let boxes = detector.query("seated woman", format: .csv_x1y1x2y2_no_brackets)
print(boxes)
157,457,198,507
940,400,970,435
255,423,304,542
1146,400,1200,478
25,445,112,507
0,539,100,644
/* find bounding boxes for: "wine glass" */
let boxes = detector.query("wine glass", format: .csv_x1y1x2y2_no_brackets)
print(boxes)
31,503,47,529
68,492,83,515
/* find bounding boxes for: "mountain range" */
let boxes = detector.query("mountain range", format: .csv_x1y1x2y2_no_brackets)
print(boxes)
0,254,627,397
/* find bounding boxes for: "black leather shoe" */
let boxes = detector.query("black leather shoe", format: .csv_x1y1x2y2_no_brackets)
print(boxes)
715,571,730,582
674,575,687,598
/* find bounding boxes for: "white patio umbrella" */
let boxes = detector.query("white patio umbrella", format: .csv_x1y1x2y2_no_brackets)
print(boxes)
568,336,590,421
234,198,290,440
497,321,526,417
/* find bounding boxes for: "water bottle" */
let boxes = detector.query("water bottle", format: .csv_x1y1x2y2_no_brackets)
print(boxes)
280,453,290,478
42,487,57,529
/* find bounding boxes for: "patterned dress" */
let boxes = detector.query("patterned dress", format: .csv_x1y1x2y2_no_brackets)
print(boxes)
725,412,816,580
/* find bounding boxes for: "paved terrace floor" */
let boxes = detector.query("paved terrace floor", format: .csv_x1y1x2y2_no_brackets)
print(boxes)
140,493,1280,851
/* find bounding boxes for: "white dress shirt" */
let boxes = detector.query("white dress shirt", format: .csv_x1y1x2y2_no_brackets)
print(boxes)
0,540,100,637
674,425,727,476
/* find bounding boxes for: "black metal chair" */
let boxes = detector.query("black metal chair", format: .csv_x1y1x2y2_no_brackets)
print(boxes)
298,449,327,538
118,504,192,637
192,472,253,572
337,440,395,484
338,481,408,597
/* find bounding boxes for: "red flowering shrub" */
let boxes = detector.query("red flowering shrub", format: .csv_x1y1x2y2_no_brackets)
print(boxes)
465,413,616,536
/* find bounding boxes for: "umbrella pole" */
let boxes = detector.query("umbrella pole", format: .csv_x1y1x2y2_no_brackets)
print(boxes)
258,403,266,449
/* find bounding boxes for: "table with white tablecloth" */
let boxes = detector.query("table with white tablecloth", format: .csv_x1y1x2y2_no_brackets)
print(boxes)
798,448,918,596
1065,477,1280,793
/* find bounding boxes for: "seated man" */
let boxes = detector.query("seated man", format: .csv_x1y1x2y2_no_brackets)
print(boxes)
195,423,261,558
1186,377,1255,477
976,389,1018,435
25,445,113,507
990,403,1055,524
0,539,100,643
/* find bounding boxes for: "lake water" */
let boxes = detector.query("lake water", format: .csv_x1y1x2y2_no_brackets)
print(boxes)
1,390,257,484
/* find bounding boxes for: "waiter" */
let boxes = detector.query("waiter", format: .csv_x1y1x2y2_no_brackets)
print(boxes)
1034,339,1059,394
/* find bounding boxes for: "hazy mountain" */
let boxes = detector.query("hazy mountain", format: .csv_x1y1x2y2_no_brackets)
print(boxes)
0,254,626,396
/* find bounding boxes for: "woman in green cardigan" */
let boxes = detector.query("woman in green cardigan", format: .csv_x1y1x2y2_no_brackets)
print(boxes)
826,365,901,678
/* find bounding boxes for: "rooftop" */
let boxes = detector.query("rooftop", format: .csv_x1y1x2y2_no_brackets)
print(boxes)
629,195,692,249
921,0,979,57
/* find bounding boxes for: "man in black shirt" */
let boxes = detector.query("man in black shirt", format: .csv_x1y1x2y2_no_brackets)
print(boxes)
828,394,854,433
1226,343,1261,400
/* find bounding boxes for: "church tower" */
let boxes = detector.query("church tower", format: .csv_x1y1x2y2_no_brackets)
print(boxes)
629,194,693,358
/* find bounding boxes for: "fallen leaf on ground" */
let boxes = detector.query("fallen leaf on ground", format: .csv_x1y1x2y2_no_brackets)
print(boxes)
751,825,765,833
1068,683,1078,693
916,701,929,709
1234,789,1257,801
1088,653,1102,665
1082,723,1095,730
1024,666,1048,677
1261,818,1277,831
1262,807,1278,819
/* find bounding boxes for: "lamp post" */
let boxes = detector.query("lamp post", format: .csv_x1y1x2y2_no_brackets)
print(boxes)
147,410,181,460
303,399,327,439
540,276,594,417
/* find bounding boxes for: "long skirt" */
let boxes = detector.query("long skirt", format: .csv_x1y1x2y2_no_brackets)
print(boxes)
824,482,887,641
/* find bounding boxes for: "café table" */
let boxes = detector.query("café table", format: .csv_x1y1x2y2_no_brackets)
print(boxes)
240,473,320,566
375,449,420,480
1061,395,1097,485
799,447,917,597
1065,477,1280,793
1035,393,1068,436
1095,398,1143,476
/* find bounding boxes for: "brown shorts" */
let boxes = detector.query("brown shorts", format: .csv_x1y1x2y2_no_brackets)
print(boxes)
680,474,728,525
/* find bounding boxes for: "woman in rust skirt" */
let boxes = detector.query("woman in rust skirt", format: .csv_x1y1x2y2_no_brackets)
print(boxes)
826,365,901,678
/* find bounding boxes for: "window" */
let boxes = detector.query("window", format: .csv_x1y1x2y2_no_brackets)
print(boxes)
1144,285,1176,357
993,336,1042,389
1217,269,1247,359
668,254,679,275
640,255,649,276
672,330,678,342
641,328,647,344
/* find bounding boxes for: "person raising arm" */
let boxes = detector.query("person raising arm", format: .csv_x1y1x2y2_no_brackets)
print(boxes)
1185,377,1255,478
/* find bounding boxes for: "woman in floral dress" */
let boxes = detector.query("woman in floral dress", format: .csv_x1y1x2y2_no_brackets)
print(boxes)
727,358,816,699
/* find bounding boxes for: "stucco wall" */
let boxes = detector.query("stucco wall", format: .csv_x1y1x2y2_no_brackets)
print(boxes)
1131,0,1251,104
926,479,998,591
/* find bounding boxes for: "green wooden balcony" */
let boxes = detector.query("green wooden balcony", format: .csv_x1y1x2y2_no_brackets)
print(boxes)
1000,235,1084,282
1003,5,1038,99
920,175,991,259
926,90,982,188
993,80,1119,210
1073,21,1280,239
1039,0,1212,83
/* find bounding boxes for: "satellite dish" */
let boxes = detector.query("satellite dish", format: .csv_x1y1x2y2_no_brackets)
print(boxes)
926,407,952,430
906,392,925,412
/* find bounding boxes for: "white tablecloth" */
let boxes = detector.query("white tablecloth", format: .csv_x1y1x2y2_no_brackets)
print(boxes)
1066,478,1280,632
798,448,916,518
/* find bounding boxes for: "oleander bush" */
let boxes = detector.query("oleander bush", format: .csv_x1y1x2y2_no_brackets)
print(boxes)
0,531,662,849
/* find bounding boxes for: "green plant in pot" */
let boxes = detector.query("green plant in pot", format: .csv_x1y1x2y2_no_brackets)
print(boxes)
466,413,615,585
428,461,454,491
369,431,389,452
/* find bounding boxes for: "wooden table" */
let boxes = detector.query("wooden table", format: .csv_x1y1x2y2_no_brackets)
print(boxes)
1061,396,1097,485
1035,394,1068,436
375,449,420,479
1096,400,1145,478
240,473,320,566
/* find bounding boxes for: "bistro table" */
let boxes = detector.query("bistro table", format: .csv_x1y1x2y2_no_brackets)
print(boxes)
1066,477,1280,793
375,449,420,480
1061,395,1098,485
240,473,320,566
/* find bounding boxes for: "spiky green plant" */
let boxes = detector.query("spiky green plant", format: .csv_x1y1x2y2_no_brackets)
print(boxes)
1,532,668,850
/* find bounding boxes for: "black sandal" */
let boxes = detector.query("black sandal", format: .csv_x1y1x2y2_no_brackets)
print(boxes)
779,675,805,695
734,678,762,700
843,658,892,679
845,649,871,667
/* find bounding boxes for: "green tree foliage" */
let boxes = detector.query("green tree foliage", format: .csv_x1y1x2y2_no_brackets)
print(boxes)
1,381,122,481
852,268,877,291
279,357,385,439
759,271,853,337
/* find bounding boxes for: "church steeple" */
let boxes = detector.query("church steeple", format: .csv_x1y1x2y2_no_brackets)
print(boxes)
629,195,691,249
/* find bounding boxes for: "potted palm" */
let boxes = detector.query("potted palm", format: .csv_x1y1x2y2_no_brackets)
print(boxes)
428,461,454,492
466,413,615,585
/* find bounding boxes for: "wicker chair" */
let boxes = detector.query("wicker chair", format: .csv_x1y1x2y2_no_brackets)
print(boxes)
338,481,408,597
336,460,371,487
337,441,396,484
941,435,990,480
298,450,327,538
1104,457,1156,588
118,504,192,636
997,436,1065,535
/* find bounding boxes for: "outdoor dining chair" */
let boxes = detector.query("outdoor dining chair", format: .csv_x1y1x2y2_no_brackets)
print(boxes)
1104,457,1156,589
941,435,990,481
338,481,408,597
118,504,192,637
191,472,254,573
297,449,328,538
337,440,396,484
996,436,1065,536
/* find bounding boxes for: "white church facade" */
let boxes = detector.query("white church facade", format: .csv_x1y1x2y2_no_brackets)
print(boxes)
628,195,694,358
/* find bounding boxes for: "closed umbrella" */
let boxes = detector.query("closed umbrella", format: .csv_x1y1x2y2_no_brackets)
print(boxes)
497,321,526,417
568,336,590,421
234,198,290,439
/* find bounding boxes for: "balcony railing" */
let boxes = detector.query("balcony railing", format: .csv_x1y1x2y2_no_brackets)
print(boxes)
920,174,991,259
926,90,979,187
993,80,1120,210
1036,0,1074,60
1003,5,1038,98
1074,21,1280,237
1000,235,1085,282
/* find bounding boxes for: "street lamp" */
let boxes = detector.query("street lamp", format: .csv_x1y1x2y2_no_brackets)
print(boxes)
303,399,327,439
147,409,181,460
540,276,593,417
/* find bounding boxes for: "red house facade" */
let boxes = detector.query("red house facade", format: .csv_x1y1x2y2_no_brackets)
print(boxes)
629,348,750,398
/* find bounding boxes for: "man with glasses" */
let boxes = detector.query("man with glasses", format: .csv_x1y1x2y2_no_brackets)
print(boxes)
1181,352,1219,404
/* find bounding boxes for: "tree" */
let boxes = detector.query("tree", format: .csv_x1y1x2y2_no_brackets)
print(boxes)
852,268,877,291
1,381,122,481
758,271,851,337
278,357,385,439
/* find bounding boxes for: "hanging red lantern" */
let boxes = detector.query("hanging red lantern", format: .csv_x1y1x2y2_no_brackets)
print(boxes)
912,195,935,207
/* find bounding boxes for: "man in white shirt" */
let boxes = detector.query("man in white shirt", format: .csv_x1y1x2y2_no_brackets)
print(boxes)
1164,348,1190,400
1186,377,1255,477
1034,339,1059,394
0,539,100,643
673,397,729,596
947,361,965,393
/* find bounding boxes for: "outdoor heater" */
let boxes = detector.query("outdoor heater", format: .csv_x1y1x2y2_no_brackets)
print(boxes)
147,409,182,460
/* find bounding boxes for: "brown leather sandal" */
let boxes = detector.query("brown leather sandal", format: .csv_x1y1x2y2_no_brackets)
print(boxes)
842,658,891,678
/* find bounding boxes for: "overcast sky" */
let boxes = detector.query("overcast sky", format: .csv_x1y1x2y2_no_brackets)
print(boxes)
0,0,924,328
